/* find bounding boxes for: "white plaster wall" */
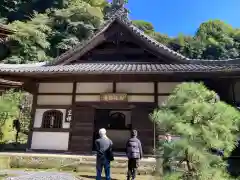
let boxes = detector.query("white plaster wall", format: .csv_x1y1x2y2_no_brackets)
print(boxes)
128,95,154,102
34,109,70,129
116,83,154,93
158,82,180,93
158,96,168,106
31,132,69,150
75,95,100,102
37,95,72,105
38,83,73,93
76,83,113,93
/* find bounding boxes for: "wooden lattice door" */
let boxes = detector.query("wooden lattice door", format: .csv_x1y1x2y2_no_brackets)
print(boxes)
70,106,95,153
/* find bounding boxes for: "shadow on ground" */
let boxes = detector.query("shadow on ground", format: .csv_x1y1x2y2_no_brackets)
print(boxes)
80,175,118,180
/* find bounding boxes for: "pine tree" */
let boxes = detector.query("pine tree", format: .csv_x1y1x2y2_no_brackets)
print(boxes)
151,82,240,180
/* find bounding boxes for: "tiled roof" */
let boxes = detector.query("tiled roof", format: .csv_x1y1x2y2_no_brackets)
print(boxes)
0,63,238,74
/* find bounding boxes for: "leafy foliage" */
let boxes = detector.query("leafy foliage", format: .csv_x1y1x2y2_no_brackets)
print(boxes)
0,89,30,143
5,13,52,63
48,0,103,57
132,20,154,32
134,20,240,60
1,1,240,62
0,0,105,63
151,83,240,180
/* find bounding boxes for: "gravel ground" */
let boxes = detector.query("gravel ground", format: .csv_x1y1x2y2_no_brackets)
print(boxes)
1,170,79,180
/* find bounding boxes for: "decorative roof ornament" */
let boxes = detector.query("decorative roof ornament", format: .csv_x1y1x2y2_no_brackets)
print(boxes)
105,0,128,20
113,0,125,7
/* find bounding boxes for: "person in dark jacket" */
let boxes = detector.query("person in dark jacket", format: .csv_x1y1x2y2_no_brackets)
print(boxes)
95,128,114,180
126,130,143,180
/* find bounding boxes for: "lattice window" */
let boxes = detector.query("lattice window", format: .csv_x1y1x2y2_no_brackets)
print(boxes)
109,112,126,129
42,110,63,128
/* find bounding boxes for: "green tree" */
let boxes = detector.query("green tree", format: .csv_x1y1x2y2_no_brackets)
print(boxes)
4,13,52,63
132,20,155,33
150,32,171,45
151,82,240,180
195,20,238,59
47,0,104,57
0,0,29,19
1,0,105,63
0,89,30,143
3,1,240,63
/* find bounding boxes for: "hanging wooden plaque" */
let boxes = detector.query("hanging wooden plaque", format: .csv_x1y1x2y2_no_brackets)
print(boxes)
65,108,72,123
100,93,127,102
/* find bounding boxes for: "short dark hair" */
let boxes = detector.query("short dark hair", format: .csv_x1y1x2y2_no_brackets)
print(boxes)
131,129,138,137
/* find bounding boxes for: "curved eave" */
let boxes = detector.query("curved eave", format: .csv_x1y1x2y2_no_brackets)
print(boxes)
0,63,238,75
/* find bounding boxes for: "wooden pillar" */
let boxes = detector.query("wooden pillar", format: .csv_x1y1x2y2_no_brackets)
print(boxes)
26,82,39,150
231,80,236,106
154,82,158,153
67,82,76,151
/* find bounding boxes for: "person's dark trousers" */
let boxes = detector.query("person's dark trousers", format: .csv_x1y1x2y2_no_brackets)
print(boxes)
127,159,139,180
96,159,111,180
163,158,173,175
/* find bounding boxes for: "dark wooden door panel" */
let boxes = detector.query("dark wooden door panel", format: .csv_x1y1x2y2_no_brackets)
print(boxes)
70,106,95,153
132,106,154,154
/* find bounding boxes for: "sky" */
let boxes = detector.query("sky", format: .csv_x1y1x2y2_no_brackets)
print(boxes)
125,0,240,37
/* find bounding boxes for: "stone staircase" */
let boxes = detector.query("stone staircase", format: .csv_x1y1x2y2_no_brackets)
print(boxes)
0,152,156,175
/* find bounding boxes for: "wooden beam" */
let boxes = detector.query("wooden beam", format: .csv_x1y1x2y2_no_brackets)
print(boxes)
27,73,235,83
91,48,145,55
36,92,170,96
33,128,71,132
0,75,32,82
36,105,72,109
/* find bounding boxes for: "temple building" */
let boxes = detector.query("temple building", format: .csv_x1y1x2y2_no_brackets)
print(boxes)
0,8,240,154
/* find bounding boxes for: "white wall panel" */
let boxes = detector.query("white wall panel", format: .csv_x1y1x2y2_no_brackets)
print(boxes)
75,95,100,102
76,83,112,93
158,82,180,93
116,83,154,93
38,83,73,93
128,95,154,102
158,96,168,106
31,132,69,150
37,95,72,105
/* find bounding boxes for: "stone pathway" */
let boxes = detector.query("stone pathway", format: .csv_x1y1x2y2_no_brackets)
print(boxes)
1,170,79,180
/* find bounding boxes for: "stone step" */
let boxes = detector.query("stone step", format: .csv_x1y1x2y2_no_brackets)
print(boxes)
0,152,156,175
